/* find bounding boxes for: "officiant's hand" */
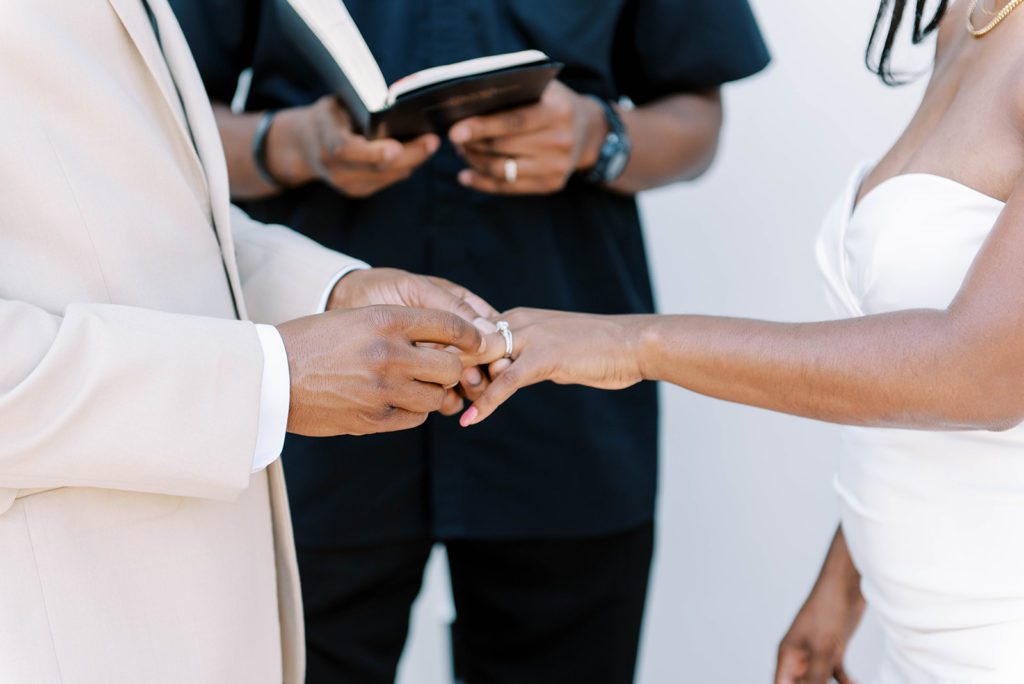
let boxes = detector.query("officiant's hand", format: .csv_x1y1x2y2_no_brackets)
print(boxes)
449,80,607,195
270,96,439,198
328,268,499,414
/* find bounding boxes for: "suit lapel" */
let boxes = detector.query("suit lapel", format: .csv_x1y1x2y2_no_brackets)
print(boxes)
105,0,202,178
106,0,248,320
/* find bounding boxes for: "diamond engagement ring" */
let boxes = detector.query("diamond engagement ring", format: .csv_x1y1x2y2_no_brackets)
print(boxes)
495,320,514,359
503,157,518,184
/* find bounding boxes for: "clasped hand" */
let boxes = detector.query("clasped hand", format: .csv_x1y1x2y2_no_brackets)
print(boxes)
277,269,646,437
278,268,498,437
272,80,605,199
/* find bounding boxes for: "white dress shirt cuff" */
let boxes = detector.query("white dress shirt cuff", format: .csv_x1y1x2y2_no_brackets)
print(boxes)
252,324,291,472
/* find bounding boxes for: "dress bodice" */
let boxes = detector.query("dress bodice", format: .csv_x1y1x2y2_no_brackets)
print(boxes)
814,165,1024,683
818,162,1006,319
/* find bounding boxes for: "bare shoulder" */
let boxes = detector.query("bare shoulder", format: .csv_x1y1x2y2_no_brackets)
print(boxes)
999,22,1024,128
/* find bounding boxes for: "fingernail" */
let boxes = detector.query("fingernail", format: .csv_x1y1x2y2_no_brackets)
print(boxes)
458,170,473,186
426,136,441,153
465,367,483,386
383,145,401,161
460,406,479,427
450,126,469,144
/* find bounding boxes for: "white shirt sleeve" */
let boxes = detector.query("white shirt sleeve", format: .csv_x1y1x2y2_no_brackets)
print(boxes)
252,324,290,472
251,264,372,472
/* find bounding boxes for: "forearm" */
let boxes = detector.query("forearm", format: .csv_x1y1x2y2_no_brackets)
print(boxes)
0,300,261,499
813,527,861,598
635,309,1024,431
213,103,314,200
608,91,722,194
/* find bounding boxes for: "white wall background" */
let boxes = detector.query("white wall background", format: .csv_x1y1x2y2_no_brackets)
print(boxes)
397,1,929,682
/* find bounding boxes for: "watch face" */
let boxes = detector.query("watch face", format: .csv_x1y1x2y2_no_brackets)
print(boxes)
606,150,629,181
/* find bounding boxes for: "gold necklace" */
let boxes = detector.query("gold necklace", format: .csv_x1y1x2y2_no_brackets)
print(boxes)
967,0,1024,37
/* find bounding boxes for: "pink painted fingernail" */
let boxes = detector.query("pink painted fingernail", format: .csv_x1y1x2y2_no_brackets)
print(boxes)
460,406,479,427
458,170,473,186
450,126,469,143
465,367,483,387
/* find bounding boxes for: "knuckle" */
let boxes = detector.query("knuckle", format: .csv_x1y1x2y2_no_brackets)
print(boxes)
444,355,464,385
440,313,464,341
357,405,391,426
366,306,395,330
497,366,520,388
428,385,447,410
506,111,526,132
363,338,393,369
505,308,528,327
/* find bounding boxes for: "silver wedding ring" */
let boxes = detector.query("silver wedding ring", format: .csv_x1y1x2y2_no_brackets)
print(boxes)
503,157,518,184
496,320,514,359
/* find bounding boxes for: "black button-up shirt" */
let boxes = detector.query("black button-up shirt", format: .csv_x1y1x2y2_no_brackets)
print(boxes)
173,0,769,545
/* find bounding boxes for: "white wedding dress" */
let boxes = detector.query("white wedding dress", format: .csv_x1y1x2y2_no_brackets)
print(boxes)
816,163,1024,683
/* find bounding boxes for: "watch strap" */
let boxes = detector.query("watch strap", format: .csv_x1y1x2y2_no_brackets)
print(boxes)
252,110,286,189
584,96,630,184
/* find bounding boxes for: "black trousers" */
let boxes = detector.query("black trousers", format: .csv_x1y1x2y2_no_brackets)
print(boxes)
299,523,654,684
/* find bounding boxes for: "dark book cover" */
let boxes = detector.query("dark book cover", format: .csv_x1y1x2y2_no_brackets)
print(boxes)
274,0,562,140
369,63,563,140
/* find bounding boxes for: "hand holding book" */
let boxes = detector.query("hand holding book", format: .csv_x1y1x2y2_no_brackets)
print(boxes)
449,81,610,196
268,96,440,197
276,0,562,140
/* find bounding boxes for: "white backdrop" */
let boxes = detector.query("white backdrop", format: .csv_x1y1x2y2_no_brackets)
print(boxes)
397,1,928,682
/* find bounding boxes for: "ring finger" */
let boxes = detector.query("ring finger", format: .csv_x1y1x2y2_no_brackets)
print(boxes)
461,151,543,183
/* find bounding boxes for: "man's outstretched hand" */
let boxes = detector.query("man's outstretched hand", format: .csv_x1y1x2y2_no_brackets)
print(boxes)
279,306,484,436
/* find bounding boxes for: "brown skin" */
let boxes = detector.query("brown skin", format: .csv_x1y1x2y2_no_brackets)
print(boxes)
214,98,440,200
450,81,722,195
459,5,1024,672
213,80,721,201
775,528,864,684
278,305,483,436
462,2,1024,435
278,267,496,437
329,267,500,412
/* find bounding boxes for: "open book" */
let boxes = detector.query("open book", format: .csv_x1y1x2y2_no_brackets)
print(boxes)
275,0,562,140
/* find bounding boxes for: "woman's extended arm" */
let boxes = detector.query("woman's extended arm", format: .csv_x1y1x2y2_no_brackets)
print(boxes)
463,179,1024,430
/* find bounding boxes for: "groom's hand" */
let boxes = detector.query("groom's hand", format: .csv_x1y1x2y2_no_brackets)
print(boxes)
328,268,497,323
328,268,499,412
278,306,484,436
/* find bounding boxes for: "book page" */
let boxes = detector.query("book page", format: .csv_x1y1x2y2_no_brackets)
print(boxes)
284,0,389,110
387,50,549,104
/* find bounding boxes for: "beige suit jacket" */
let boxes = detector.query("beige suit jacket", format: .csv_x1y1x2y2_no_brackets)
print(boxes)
0,0,364,681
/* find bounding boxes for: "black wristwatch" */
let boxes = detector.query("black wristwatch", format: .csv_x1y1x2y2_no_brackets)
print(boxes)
584,96,631,185
252,110,286,189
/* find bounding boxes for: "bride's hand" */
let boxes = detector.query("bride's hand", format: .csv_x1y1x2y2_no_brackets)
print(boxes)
459,308,648,426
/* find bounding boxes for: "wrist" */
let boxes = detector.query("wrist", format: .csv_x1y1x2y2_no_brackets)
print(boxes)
326,268,381,311
576,94,610,172
265,107,318,188
630,315,662,382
